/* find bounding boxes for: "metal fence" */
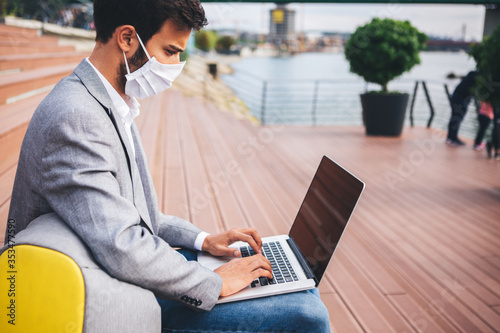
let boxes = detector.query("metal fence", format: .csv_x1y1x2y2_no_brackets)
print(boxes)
221,70,483,139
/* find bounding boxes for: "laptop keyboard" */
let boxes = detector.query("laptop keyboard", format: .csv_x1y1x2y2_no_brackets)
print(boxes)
240,241,299,288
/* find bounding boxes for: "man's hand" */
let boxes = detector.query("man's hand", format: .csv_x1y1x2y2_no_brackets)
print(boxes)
214,254,273,297
202,228,263,257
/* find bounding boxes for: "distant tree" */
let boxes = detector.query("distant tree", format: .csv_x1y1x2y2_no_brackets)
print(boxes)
216,35,235,53
195,30,217,52
470,24,500,107
180,50,189,62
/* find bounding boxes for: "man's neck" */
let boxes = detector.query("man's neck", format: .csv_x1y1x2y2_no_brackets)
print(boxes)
88,43,127,99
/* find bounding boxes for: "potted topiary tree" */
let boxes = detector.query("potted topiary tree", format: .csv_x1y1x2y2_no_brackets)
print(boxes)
344,18,428,136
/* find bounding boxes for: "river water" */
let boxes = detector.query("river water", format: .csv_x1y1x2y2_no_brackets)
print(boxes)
222,51,483,139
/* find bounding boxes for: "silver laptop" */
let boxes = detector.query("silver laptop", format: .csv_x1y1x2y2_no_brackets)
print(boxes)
198,155,365,303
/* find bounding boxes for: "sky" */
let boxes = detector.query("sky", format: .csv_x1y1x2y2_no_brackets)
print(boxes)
202,2,487,41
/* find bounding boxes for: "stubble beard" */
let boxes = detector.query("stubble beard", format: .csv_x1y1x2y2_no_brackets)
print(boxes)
117,47,148,94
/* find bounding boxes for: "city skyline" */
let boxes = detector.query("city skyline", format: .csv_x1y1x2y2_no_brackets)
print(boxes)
202,3,486,41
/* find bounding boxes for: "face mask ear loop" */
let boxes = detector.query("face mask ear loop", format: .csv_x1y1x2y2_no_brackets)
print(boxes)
123,51,131,75
135,32,151,60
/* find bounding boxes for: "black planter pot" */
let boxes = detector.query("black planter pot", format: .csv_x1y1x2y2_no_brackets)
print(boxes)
360,93,409,136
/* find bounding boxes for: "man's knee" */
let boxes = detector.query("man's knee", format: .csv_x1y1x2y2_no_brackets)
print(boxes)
292,295,330,332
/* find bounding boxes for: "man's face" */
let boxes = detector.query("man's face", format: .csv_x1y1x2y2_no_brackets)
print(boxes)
118,20,191,91
145,19,191,65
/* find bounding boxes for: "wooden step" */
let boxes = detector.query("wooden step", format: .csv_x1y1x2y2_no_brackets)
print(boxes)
0,199,11,244
0,166,16,218
0,93,47,174
0,24,39,37
0,41,75,55
0,63,76,105
0,52,87,71
0,31,59,45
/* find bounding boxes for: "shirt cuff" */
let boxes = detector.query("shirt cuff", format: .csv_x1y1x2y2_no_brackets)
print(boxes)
194,231,209,251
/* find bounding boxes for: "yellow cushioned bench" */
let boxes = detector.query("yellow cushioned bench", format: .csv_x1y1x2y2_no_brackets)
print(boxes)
0,213,161,332
0,245,85,332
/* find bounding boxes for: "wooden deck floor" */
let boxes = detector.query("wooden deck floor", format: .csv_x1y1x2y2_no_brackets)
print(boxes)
136,89,500,332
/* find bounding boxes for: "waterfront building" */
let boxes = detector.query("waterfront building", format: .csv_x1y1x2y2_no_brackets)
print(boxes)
268,4,296,50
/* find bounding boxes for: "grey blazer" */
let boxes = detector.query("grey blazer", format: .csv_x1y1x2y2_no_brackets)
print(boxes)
6,59,222,311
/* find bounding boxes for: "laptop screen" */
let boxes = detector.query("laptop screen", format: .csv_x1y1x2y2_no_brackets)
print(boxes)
289,156,364,284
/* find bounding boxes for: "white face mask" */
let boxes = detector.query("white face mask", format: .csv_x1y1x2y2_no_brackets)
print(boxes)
123,32,185,99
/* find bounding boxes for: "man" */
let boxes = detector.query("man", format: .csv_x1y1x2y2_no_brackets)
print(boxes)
6,0,330,331
446,70,478,146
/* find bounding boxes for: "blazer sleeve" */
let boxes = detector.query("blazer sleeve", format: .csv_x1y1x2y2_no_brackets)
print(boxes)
157,213,205,248
39,106,222,311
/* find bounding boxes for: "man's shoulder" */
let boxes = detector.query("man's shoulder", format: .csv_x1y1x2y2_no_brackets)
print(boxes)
44,72,101,110
35,71,109,123
26,72,114,145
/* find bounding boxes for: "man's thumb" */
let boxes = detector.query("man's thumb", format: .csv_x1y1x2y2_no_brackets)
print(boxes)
221,247,240,257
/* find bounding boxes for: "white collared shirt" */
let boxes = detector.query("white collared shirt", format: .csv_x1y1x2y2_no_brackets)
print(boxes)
86,58,140,158
86,58,208,251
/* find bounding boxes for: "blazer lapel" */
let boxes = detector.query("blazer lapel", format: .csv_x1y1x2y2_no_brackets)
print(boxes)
73,60,154,233
107,111,154,232
131,124,160,233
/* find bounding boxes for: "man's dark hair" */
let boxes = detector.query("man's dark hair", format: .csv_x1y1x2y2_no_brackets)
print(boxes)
93,0,208,44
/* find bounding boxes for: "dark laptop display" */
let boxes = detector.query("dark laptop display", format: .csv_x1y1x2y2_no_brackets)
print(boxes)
288,156,365,285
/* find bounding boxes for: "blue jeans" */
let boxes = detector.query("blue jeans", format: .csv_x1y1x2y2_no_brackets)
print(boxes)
157,249,331,333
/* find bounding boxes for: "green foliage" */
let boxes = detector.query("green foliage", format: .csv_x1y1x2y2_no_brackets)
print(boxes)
13,0,65,20
180,50,189,62
216,35,235,52
470,25,500,107
344,18,428,93
194,30,217,52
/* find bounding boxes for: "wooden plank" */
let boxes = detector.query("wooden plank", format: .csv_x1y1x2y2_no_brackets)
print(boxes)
0,52,87,71
0,24,39,37
0,63,76,104
352,162,500,303
0,122,26,175
0,166,16,208
0,33,59,45
493,305,500,316
339,231,406,295
485,256,500,270
0,199,10,247
354,210,497,332
0,92,45,134
171,92,223,233
205,103,303,233
387,294,445,332
328,253,403,332
320,292,364,333
162,91,190,220
351,169,500,305
184,97,248,231
186,97,284,236
0,41,75,55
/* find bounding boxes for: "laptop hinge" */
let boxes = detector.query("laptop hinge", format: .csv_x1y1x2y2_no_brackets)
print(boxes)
287,238,318,286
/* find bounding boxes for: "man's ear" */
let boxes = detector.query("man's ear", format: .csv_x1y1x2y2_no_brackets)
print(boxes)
116,25,137,53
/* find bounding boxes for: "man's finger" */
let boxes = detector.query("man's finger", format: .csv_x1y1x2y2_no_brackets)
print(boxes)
232,231,261,254
247,255,272,275
252,268,273,280
239,228,262,252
